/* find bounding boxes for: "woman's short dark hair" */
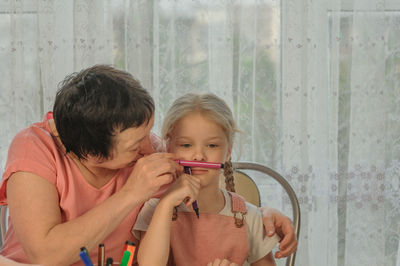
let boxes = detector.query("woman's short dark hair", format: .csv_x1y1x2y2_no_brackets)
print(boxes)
53,65,154,160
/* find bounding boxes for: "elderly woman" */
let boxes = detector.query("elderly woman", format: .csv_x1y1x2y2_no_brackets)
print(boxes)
0,65,297,265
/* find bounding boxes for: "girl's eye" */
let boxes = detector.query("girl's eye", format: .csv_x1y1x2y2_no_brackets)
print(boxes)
180,144,191,148
208,144,218,148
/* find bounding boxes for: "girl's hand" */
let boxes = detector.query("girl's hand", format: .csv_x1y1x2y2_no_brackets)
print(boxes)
207,258,238,266
161,173,200,208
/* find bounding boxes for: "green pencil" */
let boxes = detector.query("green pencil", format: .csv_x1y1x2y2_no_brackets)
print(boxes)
119,250,131,266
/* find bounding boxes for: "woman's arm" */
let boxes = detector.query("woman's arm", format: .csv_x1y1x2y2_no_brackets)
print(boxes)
8,172,141,265
0,256,42,266
7,153,179,265
251,253,275,266
137,173,200,266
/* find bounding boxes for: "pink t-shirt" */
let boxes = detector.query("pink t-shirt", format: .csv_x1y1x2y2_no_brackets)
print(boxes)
0,115,162,264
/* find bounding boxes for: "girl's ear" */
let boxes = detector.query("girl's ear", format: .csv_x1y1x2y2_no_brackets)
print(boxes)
166,141,171,152
165,135,172,152
225,143,233,161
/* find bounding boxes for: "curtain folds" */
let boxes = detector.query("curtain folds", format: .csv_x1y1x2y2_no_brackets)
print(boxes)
0,0,398,265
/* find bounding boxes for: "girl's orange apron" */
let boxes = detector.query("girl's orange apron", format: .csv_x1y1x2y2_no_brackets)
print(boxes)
170,192,249,266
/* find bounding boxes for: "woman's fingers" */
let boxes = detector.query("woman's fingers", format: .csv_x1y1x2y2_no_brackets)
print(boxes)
125,153,185,200
275,222,298,258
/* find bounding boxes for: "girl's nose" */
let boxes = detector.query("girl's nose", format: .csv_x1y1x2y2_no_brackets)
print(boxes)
192,147,206,161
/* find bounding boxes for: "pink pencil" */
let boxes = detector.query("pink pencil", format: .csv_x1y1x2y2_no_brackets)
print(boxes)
175,160,224,169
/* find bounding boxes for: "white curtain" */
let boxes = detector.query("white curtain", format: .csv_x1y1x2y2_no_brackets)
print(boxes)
0,0,399,265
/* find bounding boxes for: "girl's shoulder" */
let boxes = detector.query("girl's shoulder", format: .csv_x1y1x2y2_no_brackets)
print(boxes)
219,190,260,215
219,191,280,264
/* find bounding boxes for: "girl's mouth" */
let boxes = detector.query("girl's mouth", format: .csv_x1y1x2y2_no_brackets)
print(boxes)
190,168,208,175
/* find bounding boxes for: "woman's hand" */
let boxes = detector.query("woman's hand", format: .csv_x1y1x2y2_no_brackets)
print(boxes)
260,207,298,258
123,153,183,202
207,258,238,266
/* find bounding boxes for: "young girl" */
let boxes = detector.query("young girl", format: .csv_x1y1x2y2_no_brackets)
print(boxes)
133,93,279,266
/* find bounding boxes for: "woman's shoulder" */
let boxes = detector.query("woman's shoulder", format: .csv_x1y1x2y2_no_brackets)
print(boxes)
0,121,60,204
14,120,52,141
3,120,63,181
10,120,58,155
15,112,56,142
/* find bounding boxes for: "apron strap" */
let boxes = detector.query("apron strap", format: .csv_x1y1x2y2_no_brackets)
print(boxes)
227,192,247,228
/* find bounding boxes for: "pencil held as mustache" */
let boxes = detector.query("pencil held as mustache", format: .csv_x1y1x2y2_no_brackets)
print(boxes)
174,160,224,169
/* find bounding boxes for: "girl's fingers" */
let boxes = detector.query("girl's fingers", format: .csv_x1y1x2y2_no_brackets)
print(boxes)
212,259,221,266
220,259,232,266
183,174,201,189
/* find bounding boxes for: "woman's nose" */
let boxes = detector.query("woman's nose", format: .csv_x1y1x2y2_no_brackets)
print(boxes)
138,135,154,156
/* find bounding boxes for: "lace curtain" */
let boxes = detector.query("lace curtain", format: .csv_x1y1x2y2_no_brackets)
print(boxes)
0,0,399,265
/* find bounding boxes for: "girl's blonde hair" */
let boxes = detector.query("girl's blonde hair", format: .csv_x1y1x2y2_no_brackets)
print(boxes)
162,93,238,192
162,93,237,145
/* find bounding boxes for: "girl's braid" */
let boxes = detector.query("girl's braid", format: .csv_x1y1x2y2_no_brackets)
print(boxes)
224,159,235,192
